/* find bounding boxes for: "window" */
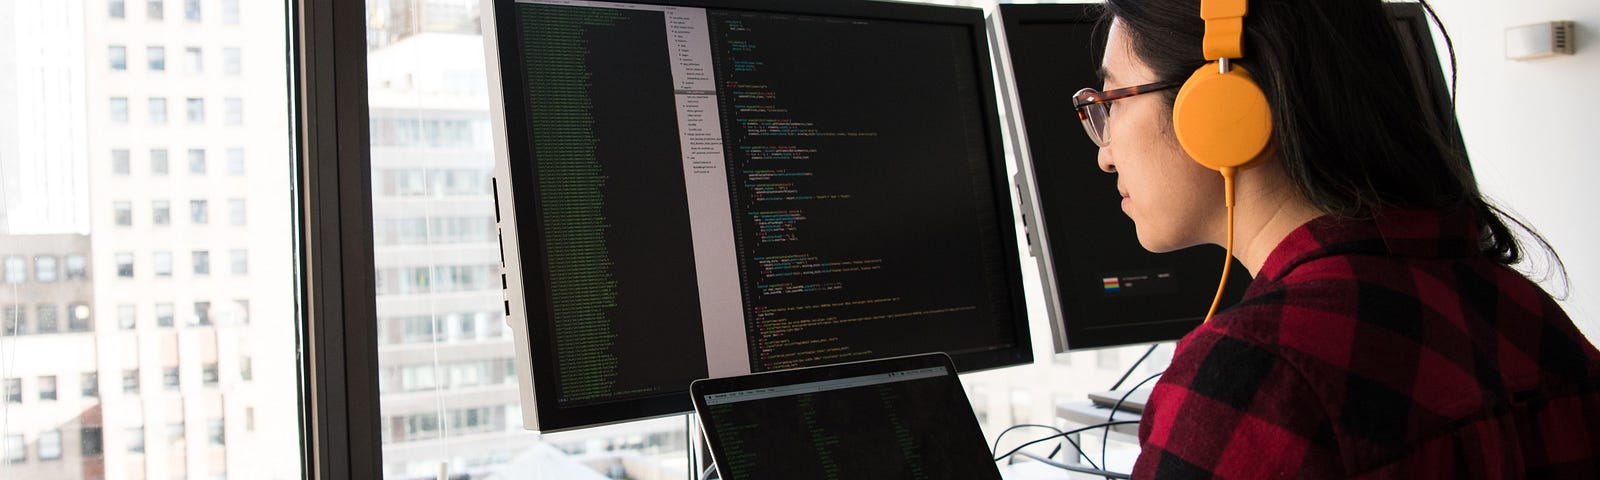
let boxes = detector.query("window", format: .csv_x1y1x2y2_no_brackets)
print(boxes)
112,148,131,175
81,427,103,456
38,430,61,461
240,356,253,382
230,249,247,275
221,0,239,24
226,148,245,175
109,0,126,19
148,96,167,124
4,378,19,403
114,201,133,226
118,304,137,329
122,370,139,393
223,47,241,75
228,199,245,225
168,422,186,446
110,45,127,71
184,0,200,22
110,97,129,124
65,255,88,280
146,0,163,20
36,304,58,333
68,304,92,332
208,419,225,446
189,148,207,174
191,199,209,224
185,47,203,73
151,148,170,175
233,299,249,325
35,256,58,282
83,372,99,397
163,367,180,390
203,364,219,386
38,376,57,401
127,427,145,453
153,200,171,225
147,46,165,71
193,301,212,326
187,97,205,124
3,256,23,283
193,250,210,276
155,303,174,327
115,252,134,278
1,306,21,336
3,434,22,463
225,97,243,125
153,251,173,277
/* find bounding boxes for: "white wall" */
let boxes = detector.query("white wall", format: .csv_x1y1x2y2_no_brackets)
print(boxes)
1428,0,1600,343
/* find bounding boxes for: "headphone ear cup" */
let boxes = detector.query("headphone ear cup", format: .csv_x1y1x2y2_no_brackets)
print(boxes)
1173,63,1273,171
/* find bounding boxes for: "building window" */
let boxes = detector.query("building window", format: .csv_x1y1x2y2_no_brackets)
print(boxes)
153,199,171,226
3,256,23,283
3,434,22,463
208,420,225,446
192,250,210,276
34,256,58,282
203,364,219,386
151,148,169,175
1,306,21,336
38,376,57,401
155,303,174,327
118,304,136,329
184,0,200,21
228,199,245,226
153,251,173,278
68,303,92,332
189,148,206,174
226,148,245,175
240,356,253,382
109,0,126,19
163,367,180,390
221,0,239,24
146,0,163,20
193,301,212,326
4,378,19,403
167,422,185,446
81,427,103,456
65,255,87,280
114,201,133,226
147,46,165,71
39,430,61,461
148,96,167,124
233,299,250,325
110,97,129,124
185,46,202,74
82,372,99,397
35,304,58,333
187,97,205,124
122,369,139,393
230,249,247,275
223,47,241,75
191,199,209,224
224,97,243,125
112,148,131,175
115,253,134,278
126,427,145,454
110,45,127,71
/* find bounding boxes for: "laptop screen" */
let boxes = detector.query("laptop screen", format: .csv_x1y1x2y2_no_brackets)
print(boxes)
692,354,1000,479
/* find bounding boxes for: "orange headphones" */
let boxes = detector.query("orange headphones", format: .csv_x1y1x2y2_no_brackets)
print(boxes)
1172,0,1272,323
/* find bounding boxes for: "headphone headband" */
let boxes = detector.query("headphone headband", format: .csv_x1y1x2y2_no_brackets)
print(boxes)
1201,0,1248,60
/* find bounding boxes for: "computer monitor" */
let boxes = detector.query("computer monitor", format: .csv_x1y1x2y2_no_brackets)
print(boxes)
484,0,1031,432
996,2,1462,352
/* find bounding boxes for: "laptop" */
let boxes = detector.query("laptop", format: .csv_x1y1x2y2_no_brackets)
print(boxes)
1088,388,1153,414
690,353,1002,480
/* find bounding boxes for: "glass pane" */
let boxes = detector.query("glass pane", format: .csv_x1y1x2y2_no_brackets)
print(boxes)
0,1,302,479
366,0,690,477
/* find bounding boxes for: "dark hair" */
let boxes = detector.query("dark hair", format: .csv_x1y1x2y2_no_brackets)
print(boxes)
1100,0,1564,283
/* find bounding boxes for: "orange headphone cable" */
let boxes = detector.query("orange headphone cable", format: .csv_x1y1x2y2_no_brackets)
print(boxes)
1204,166,1237,324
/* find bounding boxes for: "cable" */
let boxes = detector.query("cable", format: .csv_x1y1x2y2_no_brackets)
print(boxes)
1109,343,1159,391
1016,451,1132,479
991,423,1100,470
994,420,1140,464
1204,166,1237,325
1102,371,1164,472
699,464,716,480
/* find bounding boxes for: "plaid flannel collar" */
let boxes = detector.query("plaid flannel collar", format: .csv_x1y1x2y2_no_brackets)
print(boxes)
1256,207,1483,284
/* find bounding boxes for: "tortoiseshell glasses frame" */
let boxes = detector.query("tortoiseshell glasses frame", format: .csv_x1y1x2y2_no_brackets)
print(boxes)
1072,80,1184,147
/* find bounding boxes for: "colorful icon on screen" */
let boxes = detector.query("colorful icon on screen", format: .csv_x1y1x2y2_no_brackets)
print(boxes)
1102,277,1120,292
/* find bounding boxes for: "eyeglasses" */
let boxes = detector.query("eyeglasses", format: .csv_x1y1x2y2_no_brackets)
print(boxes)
1072,80,1184,147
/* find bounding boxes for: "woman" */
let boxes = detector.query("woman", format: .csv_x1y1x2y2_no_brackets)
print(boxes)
1078,0,1600,477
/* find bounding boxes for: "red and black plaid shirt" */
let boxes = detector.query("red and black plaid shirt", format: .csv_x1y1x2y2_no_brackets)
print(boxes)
1134,208,1600,478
